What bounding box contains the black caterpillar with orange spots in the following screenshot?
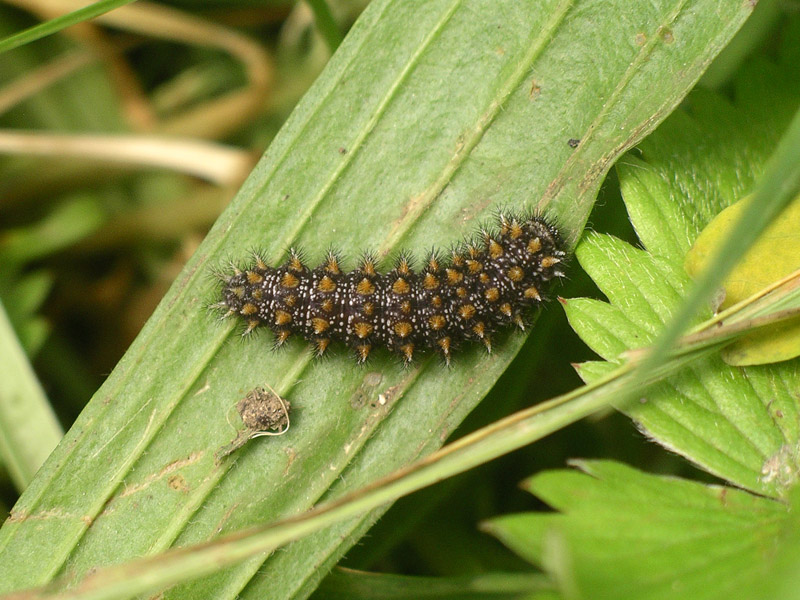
[217,213,565,363]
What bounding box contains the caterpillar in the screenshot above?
[217,213,566,364]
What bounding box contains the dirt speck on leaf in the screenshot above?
[215,387,291,463]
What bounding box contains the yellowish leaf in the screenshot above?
[685,194,800,366]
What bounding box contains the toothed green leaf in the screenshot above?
[485,460,800,600]
[565,46,800,497]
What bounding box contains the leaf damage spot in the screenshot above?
[350,371,383,409]
[283,447,297,476]
[212,503,240,535]
[7,508,93,525]
[659,26,674,44]
[120,451,203,498]
[529,79,541,100]
[168,474,189,493]
[761,443,799,489]
[364,371,382,386]
[371,384,402,410]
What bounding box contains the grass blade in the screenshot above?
[0,300,62,490]
[0,0,137,55]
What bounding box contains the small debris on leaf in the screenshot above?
[215,386,291,463]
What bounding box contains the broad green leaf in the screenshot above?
[565,45,800,496]
[615,91,800,385]
[685,193,800,365]
[567,234,798,495]
[484,460,800,600]
[0,0,755,598]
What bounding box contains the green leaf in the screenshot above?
[306,0,344,54]
[564,47,800,496]
[0,271,53,355]
[568,241,800,496]
[0,300,63,491]
[314,567,555,600]
[0,0,755,597]
[485,460,800,600]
